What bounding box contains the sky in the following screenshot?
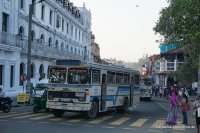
[72,0,169,62]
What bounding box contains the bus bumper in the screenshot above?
[46,101,91,111]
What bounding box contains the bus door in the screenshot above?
[130,76,135,106]
[101,74,107,111]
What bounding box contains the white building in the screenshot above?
[0,0,92,97]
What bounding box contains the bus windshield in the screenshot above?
[49,67,67,83]
[67,68,90,84]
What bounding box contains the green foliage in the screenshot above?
[154,0,200,84]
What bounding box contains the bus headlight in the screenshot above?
[75,92,86,101]
[48,95,54,100]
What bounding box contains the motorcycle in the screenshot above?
[0,97,12,113]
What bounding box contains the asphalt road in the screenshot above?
[0,97,196,133]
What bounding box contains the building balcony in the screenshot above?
[0,32,86,61]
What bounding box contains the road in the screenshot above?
[0,97,196,133]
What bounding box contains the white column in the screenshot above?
[4,62,10,92]
[174,55,177,71]
[198,56,200,95]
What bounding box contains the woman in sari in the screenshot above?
[166,88,178,125]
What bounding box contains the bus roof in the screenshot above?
[51,59,140,75]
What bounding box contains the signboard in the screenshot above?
[17,93,30,103]
[56,59,81,66]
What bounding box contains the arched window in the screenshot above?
[78,49,80,55]
[48,37,52,47]
[47,66,50,77]
[66,44,68,51]
[71,47,73,53]
[39,64,44,81]
[61,42,64,50]
[18,26,24,39]
[19,63,25,86]
[40,34,44,45]
[75,48,77,54]
[55,40,58,49]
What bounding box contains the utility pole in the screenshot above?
[26,0,45,102]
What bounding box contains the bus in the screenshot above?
[42,60,140,118]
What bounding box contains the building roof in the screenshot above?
[161,47,183,54]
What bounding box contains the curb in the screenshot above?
[11,103,33,108]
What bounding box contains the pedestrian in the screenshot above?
[159,86,162,98]
[155,86,158,97]
[179,94,189,125]
[166,88,178,125]
[193,95,200,133]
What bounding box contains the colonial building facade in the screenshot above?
[147,43,184,87]
[0,0,92,97]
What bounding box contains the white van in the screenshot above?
[140,85,152,101]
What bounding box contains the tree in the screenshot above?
[154,0,200,84]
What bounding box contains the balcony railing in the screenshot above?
[0,31,86,61]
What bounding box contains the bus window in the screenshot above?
[49,67,67,83]
[135,76,140,85]
[107,72,115,84]
[124,74,130,85]
[92,70,100,84]
[116,73,123,85]
[67,68,90,84]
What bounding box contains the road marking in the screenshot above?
[151,120,166,128]
[0,112,30,118]
[110,117,130,125]
[58,123,72,126]
[102,126,114,129]
[68,118,83,123]
[153,100,169,111]
[173,121,185,131]
[50,117,63,122]
[88,116,113,124]
[123,128,136,130]
[0,112,16,116]
[30,114,54,120]
[83,124,94,127]
[129,118,148,127]
[14,113,45,119]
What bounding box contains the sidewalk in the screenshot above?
[10,96,32,107]
[152,96,196,125]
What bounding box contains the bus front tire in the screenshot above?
[86,101,98,119]
[33,106,40,113]
[52,109,65,117]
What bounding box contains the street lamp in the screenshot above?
[26,0,45,99]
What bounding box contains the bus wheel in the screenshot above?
[118,98,129,113]
[86,101,98,119]
[52,109,65,117]
[33,106,40,113]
